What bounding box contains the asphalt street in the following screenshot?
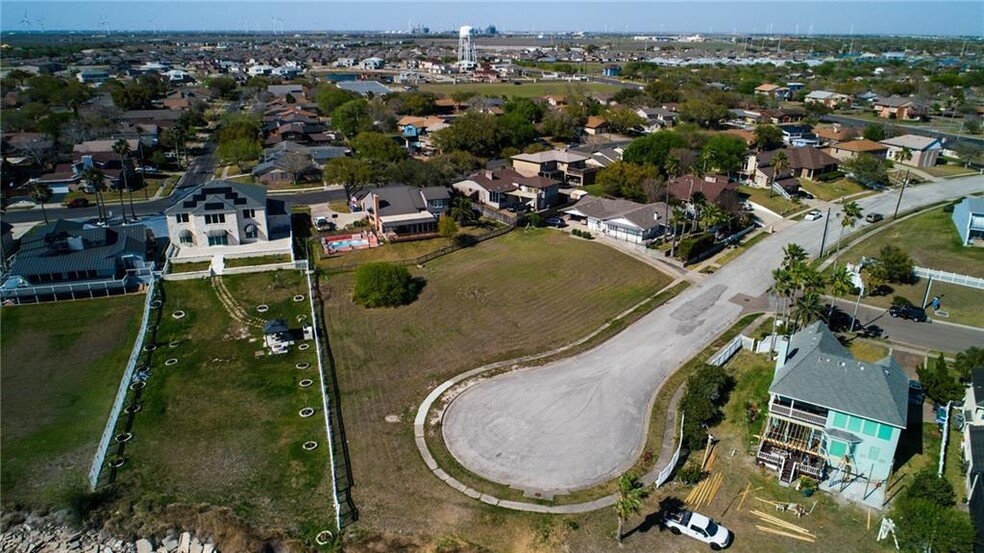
[832,299,984,354]
[441,175,984,495]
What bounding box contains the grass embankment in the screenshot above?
[115,271,332,545]
[324,228,675,549]
[0,295,145,505]
[833,206,984,327]
[798,178,867,202]
[224,253,293,268]
[738,185,801,216]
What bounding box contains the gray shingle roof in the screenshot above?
[336,81,392,96]
[166,180,266,216]
[771,322,909,427]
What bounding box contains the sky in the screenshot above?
[1,1,982,36]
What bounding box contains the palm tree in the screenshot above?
[701,204,730,236]
[833,201,864,268]
[792,290,825,331]
[894,146,913,166]
[28,182,53,224]
[669,205,687,257]
[663,154,681,179]
[769,267,795,349]
[82,167,108,223]
[614,472,649,546]
[447,195,478,225]
[689,191,707,235]
[768,151,789,198]
[112,139,134,223]
[826,266,856,323]
[781,243,808,269]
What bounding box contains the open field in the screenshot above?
[114,271,332,545]
[417,81,623,98]
[799,178,867,202]
[0,295,145,505]
[834,206,984,327]
[325,229,679,550]
[738,186,801,216]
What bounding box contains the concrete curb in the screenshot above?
[413,279,690,513]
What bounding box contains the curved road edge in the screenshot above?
[412,279,692,513]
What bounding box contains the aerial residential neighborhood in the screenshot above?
[1,2,983,552]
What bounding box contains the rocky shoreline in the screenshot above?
[1,512,218,553]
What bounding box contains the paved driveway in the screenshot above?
[441,176,984,495]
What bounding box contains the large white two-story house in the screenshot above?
[164,180,291,251]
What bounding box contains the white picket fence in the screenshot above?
[914,267,984,290]
[88,278,157,489]
[708,335,755,366]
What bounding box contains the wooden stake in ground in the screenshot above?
[701,434,715,470]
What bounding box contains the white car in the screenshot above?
[664,509,733,550]
[804,209,823,221]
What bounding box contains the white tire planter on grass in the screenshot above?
[315,531,333,545]
[164,358,178,367]
[299,379,313,388]
[302,441,318,451]
[293,295,305,302]
[299,407,316,418]
[298,343,310,351]
[172,311,186,320]
[295,362,310,370]
[256,305,269,313]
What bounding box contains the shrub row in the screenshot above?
[571,228,594,240]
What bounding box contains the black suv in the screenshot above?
[889,304,927,322]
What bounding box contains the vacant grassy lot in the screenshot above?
[799,178,867,202]
[325,229,680,550]
[738,185,801,216]
[418,81,622,99]
[835,206,984,327]
[115,271,332,545]
[1,295,144,505]
[923,164,978,179]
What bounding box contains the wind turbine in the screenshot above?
[20,10,32,31]
[99,16,111,35]
[35,18,46,33]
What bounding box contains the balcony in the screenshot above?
[769,401,828,427]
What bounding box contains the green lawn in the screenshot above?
[324,228,674,550]
[923,164,978,179]
[834,206,984,327]
[846,339,891,363]
[417,81,622,99]
[712,230,769,267]
[1,295,145,506]
[114,271,333,545]
[723,350,775,451]
[169,260,212,273]
[224,253,293,268]
[738,185,801,216]
[799,178,867,202]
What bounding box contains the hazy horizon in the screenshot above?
[1,1,982,37]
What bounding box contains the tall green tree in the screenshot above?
[28,182,53,224]
[754,124,784,151]
[82,167,108,223]
[768,151,789,198]
[701,135,747,175]
[834,201,863,267]
[596,162,659,202]
[322,157,375,197]
[614,472,649,547]
[332,99,374,138]
[351,132,406,163]
[623,131,687,168]
[843,153,891,188]
[112,139,135,222]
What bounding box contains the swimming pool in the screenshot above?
[327,238,369,250]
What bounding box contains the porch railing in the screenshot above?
[770,402,828,427]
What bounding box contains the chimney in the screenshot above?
[67,235,84,251]
[485,170,493,180]
[774,336,790,371]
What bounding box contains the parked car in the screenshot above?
[314,216,334,231]
[935,405,948,426]
[909,380,925,405]
[865,213,884,223]
[507,203,530,213]
[664,509,733,550]
[889,304,927,322]
[545,217,566,228]
[804,209,823,221]
[66,197,90,208]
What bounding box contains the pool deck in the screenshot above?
[322,231,378,255]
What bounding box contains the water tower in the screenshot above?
[457,25,477,69]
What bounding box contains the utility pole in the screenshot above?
[893,170,910,219]
[819,207,831,257]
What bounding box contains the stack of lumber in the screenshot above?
[685,473,724,509]
[751,509,816,543]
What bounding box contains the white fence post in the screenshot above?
[914,266,984,290]
[656,413,686,487]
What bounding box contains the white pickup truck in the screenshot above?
[663,509,733,550]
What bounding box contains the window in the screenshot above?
[828,439,847,457]
[207,233,228,246]
[205,214,226,225]
[832,412,848,429]
[244,224,258,239]
[877,424,894,441]
[862,419,878,437]
[179,230,194,245]
[175,213,189,223]
[847,416,862,433]
[242,208,256,219]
